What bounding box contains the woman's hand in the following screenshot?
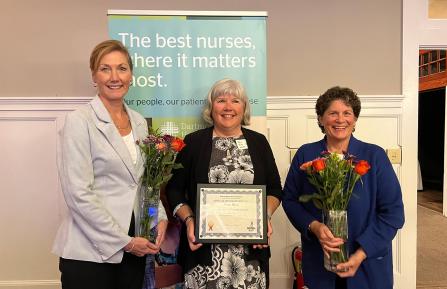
[155,219,168,247]
[309,221,344,257]
[253,219,272,249]
[174,204,202,251]
[186,217,202,251]
[335,248,367,277]
[124,237,160,257]
[253,197,280,250]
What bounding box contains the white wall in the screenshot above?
[0,98,89,288]
[0,95,409,288]
[266,95,408,288]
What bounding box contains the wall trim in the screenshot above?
[0,280,60,286]
[0,95,405,111]
[0,97,93,111]
[267,95,405,103]
[0,94,405,288]
[267,95,404,110]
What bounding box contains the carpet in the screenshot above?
[418,190,443,213]
[417,205,447,288]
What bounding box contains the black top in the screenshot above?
[166,126,282,273]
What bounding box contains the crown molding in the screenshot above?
[0,94,404,111]
[0,96,93,111]
[267,95,404,110]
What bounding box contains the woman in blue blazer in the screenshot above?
[282,86,404,289]
[52,40,168,289]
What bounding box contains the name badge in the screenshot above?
[236,139,248,150]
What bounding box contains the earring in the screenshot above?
[353,126,356,132]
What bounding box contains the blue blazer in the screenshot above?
[52,96,166,263]
[282,136,404,289]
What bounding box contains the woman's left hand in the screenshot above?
[335,248,367,278]
[253,219,272,249]
[155,219,168,247]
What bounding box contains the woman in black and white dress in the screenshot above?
[166,78,282,289]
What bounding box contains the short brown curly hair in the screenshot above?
[316,86,361,133]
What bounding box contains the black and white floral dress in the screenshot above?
[184,136,267,289]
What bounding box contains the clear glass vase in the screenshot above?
[137,186,160,243]
[323,210,349,272]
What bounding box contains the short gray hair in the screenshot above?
[202,78,251,125]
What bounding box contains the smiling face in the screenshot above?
[211,94,245,136]
[92,50,132,104]
[318,99,357,145]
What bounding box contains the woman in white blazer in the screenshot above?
[52,40,168,289]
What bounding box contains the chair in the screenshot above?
[155,264,183,288]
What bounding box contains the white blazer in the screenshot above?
[52,96,166,263]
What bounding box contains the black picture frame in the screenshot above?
[195,183,267,244]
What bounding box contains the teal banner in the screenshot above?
[108,12,267,137]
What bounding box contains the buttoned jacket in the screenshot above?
[53,96,161,263]
[283,136,405,289]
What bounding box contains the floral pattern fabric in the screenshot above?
[184,245,266,289]
[184,136,266,289]
[208,137,254,185]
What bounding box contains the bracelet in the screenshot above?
[183,214,195,224]
[173,203,185,217]
[124,238,135,253]
[308,221,316,233]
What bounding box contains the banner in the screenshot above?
[108,10,267,137]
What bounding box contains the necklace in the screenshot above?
[114,119,130,130]
[112,111,130,130]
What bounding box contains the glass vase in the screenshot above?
[322,210,349,272]
[137,185,160,243]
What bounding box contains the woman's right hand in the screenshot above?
[309,221,344,257]
[186,217,202,251]
[124,237,160,257]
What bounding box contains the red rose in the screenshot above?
[300,161,313,171]
[312,158,326,172]
[355,160,371,176]
[171,137,186,152]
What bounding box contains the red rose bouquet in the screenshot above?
[299,151,370,211]
[137,129,185,191]
[136,128,185,242]
[299,151,370,271]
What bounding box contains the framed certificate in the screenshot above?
[195,183,267,244]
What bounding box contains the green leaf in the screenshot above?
[299,193,323,203]
[312,198,323,209]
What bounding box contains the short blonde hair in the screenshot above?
[202,78,251,125]
[89,40,133,73]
